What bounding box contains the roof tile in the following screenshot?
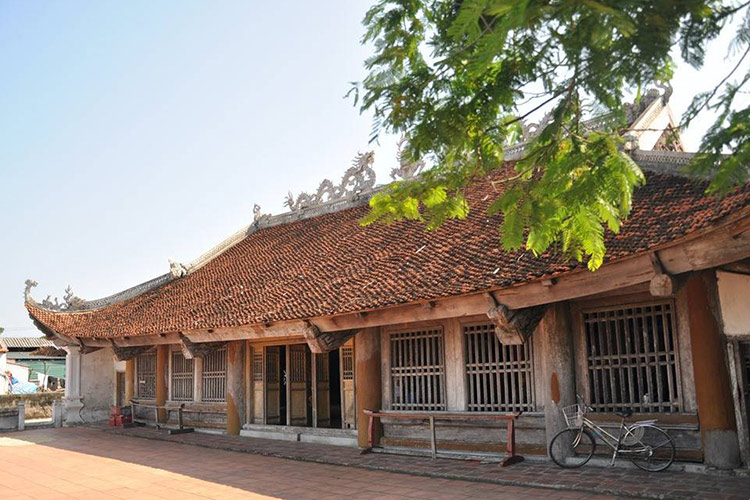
[27,170,750,338]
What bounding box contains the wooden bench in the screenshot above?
[362,409,524,467]
[130,401,194,435]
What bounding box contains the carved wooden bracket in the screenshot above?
[109,340,152,361]
[303,322,356,354]
[179,333,226,360]
[484,293,548,345]
[649,252,676,297]
[74,338,102,355]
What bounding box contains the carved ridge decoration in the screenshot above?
[252,204,271,227]
[109,340,152,361]
[303,322,356,354]
[485,293,548,345]
[179,333,226,360]
[391,138,425,181]
[285,151,376,211]
[24,279,86,311]
[169,260,188,278]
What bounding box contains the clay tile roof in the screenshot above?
[26,169,750,339]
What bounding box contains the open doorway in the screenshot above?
[261,343,353,430]
[327,350,342,428]
[265,345,286,425]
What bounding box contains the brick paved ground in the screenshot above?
[0,427,625,500]
[97,424,750,500]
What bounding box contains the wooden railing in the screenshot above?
[362,409,524,467]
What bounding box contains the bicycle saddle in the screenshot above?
[615,408,634,418]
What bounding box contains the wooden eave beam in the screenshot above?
[109,340,153,361]
[303,321,356,354]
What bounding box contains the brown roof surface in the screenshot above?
[27,170,750,339]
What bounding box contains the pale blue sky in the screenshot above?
[0,1,744,336]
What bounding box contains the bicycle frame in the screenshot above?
[574,416,654,466]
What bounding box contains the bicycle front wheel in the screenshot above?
[549,428,596,468]
[627,425,675,472]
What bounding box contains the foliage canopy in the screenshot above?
[351,0,750,270]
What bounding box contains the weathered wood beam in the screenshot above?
[77,338,103,355]
[649,252,676,297]
[182,321,308,342]
[303,321,356,354]
[658,210,750,275]
[178,333,225,359]
[720,258,750,275]
[109,340,153,361]
[484,293,548,345]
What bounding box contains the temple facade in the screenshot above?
[25,90,750,470]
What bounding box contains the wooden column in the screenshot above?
[155,345,168,423]
[245,341,252,427]
[686,271,741,469]
[355,327,382,448]
[124,359,135,405]
[226,340,246,435]
[539,303,576,456]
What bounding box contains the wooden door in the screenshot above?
[252,347,264,424]
[340,341,356,429]
[315,353,331,427]
[265,346,281,424]
[288,344,310,427]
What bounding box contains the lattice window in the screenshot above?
[252,352,263,382]
[341,346,354,380]
[464,323,535,412]
[201,347,227,402]
[171,351,194,402]
[289,346,307,383]
[316,354,329,382]
[583,301,681,413]
[266,350,279,383]
[136,352,156,399]
[390,328,446,411]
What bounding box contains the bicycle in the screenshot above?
[548,396,675,472]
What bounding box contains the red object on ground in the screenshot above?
[108,416,116,427]
[110,405,123,417]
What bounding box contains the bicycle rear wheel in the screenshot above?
[549,428,596,468]
[627,425,675,472]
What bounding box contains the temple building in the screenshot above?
[25,88,750,470]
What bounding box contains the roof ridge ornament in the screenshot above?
[284,151,376,211]
[24,279,38,302]
[25,280,86,311]
[252,204,271,227]
[391,138,425,181]
[169,260,188,278]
